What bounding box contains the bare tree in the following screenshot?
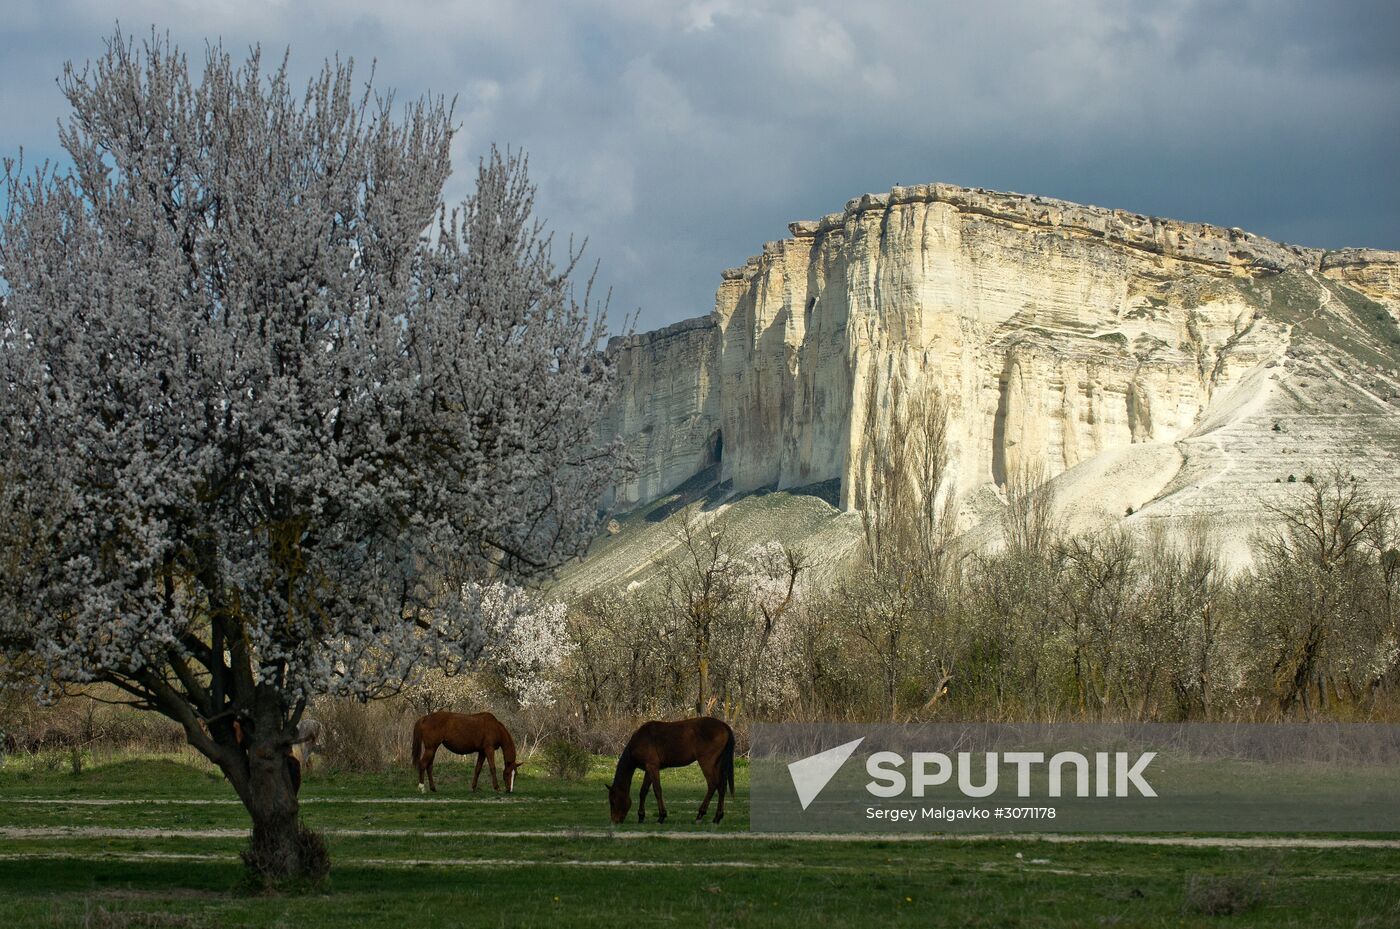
[1145,522,1225,719]
[1252,471,1395,716]
[564,590,673,721]
[842,378,961,719]
[1365,511,1400,701]
[661,506,741,715]
[1055,530,1143,717]
[1003,460,1057,556]
[854,378,958,576]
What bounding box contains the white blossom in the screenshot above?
[474,583,574,708]
[0,32,620,764]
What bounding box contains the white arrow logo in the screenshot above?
[787,737,865,810]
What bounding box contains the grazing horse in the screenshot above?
[608,717,735,825]
[411,711,522,793]
[290,718,322,772]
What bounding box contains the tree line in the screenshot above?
[561,389,1400,725]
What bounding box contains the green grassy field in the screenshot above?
[2,751,1399,928]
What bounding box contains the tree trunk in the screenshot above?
[696,653,709,716]
[233,731,326,884]
[886,652,898,723]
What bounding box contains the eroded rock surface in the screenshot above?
[598,184,1400,567]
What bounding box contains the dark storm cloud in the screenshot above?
[1,1,1395,330]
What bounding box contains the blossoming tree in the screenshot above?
[476,584,574,709]
[0,32,620,880]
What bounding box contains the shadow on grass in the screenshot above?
[1,758,223,794]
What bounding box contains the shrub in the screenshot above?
[1183,874,1265,916]
[537,739,592,781]
[35,750,65,773]
[314,698,418,774]
[568,717,649,757]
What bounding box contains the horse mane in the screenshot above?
[611,749,636,790]
[495,717,518,765]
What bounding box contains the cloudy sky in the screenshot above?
[2,0,1396,331]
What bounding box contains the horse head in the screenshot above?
[504,760,524,793]
[606,782,631,823]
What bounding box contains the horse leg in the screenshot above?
[426,746,439,793]
[696,782,717,822]
[471,752,485,791]
[486,747,500,791]
[637,770,652,823]
[649,766,667,824]
[417,738,434,789]
[696,761,719,822]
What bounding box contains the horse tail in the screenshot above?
[411,719,423,772]
[721,727,736,798]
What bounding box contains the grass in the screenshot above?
[1242,270,1400,370]
[3,752,1400,927]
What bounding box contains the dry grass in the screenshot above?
[1182,873,1267,917]
[312,699,419,774]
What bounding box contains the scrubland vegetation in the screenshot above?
[555,389,1400,732]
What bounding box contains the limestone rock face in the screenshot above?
[601,315,721,509]
[1321,249,1400,309]
[601,184,1400,559]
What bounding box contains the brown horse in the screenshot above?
[607,717,735,824]
[411,711,522,793]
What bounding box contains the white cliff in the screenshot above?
[595,183,1400,572]
[601,315,722,508]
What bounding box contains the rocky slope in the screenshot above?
[579,184,1400,589]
